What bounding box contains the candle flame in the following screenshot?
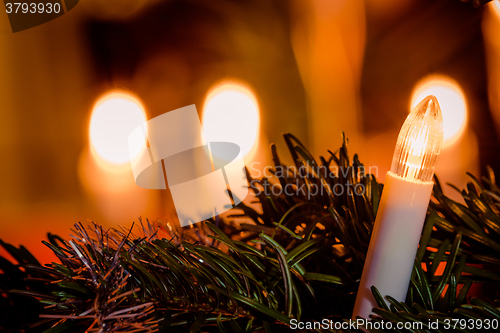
[391,95,443,182]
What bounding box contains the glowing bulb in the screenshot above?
[391,95,443,182]
[411,75,467,147]
[202,81,260,159]
[89,92,147,165]
[353,95,444,319]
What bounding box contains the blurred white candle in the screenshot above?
[483,2,500,143]
[201,80,265,213]
[353,95,443,319]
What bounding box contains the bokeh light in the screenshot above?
[89,91,147,165]
[202,81,260,159]
[494,0,500,16]
[411,75,467,147]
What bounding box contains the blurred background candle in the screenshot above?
[290,0,366,157]
[483,1,500,145]
[78,91,159,225]
[201,81,266,217]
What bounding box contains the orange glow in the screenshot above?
[484,1,500,145]
[77,147,159,225]
[411,75,467,147]
[202,81,260,160]
[89,91,147,166]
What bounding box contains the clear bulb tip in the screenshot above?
[390,95,444,182]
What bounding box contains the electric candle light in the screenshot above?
[353,95,443,319]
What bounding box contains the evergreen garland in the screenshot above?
[1,133,500,333]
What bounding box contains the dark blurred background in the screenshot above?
[1,0,500,262]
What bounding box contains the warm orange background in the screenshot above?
[1,0,500,263]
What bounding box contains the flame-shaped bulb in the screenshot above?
[390,95,443,182]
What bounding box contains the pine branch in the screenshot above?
[2,133,500,332]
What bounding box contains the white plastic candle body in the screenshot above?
[352,171,433,318]
[353,95,443,319]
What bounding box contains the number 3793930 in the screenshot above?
[5,2,61,14]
